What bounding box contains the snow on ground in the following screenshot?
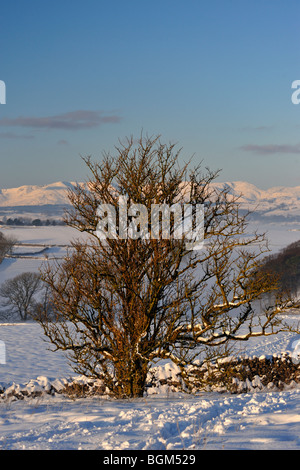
[0,225,76,284]
[0,223,300,450]
[1,386,300,450]
[0,323,299,450]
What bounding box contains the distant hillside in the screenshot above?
[1,180,300,221]
[212,181,300,220]
[0,182,77,207]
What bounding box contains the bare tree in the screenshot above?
[0,272,43,321]
[37,134,299,397]
[0,231,16,263]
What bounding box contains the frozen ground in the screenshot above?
[1,383,300,450]
[0,322,299,450]
[0,223,299,450]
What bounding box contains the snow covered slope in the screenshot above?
[1,180,300,220]
[212,181,300,219]
[0,181,77,207]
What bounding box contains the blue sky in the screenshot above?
[1,0,300,188]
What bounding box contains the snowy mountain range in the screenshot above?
[1,180,300,220]
[212,181,300,220]
[0,181,78,207]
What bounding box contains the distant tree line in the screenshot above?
[0,217,65,226]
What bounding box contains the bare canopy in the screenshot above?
[37,134,299,397]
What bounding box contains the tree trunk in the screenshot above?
[115,357,148,398]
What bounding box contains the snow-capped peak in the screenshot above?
[0,181,80,206]
[1,180,300,219]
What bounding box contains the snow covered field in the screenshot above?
[0,322,300,451]
[0,222,300,451]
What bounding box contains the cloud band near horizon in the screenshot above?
[0,110,122,130]
[240,143,300,155]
